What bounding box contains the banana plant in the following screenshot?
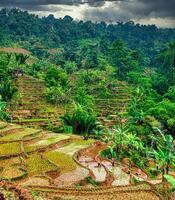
[0,99,9,120]
[151,128,175,180]
[164,174,175,191]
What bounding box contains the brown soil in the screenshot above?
[28,183,163,200]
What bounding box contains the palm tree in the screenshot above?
[0,48,31,72]
[15,53,29,70]
[61,104,97,139]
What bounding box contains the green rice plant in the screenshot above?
[0,121,7,129]
[12,118,51,123]
[44,151,77,173]
[30,191,43,200]
[0,142,22,157]
[25,154,59,176]
[56,141,92,156]
[23,145,39,153]
[73,139,94,146]
[85,176,100,186]
[24,134,70,152]
[0,157,21,167]
[0,128,41,142]
[0,165,27,181]
[0,125,21,135]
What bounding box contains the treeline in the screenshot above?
[0,8,175,58]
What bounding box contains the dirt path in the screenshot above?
[28,183,163,200]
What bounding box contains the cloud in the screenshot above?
[119,0,175,18]
[0,0,174,27]
[82,0,175,27]
[0,0,108,7]
[83,2,133,22]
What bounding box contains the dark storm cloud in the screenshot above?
[83,0,175,26]
[0,0,107,12]
[0,1,121,13]
[0,0,107,7]
[0,0,174,18]
[0,0,73,6]
[0,0,174,27]
[119,0,175,18]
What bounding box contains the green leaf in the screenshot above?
[164,175,175,188]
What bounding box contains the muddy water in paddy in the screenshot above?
[102,161,130,186]
[54,167,89,186]
[77,142,130,186]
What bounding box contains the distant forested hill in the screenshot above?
[0,8,175,59]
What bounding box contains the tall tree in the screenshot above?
[156,42,175,85]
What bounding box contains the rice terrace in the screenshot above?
[0,4,175,200]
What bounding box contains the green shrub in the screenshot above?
[164,85,175,101]
[75,86,94,111]
[44,67,68,88]
[28,60,51,77]
[45,86,70,104]
[63,125,73,134]
[63,61,77,74]
[0,99,10,121]
[0,80,17,102]
[61,105,97,138]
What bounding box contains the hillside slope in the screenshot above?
[9,75,65,128]
[0,121,165,200]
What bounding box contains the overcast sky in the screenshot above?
[0,0,175,28]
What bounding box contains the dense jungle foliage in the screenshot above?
[0,8,175,183]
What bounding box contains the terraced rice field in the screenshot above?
[0,121,165,199]
[0,142,22,157]
[24,133,70,152]
[0,121,95,187]
[0,128,41,142]
[9,75,65,129]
